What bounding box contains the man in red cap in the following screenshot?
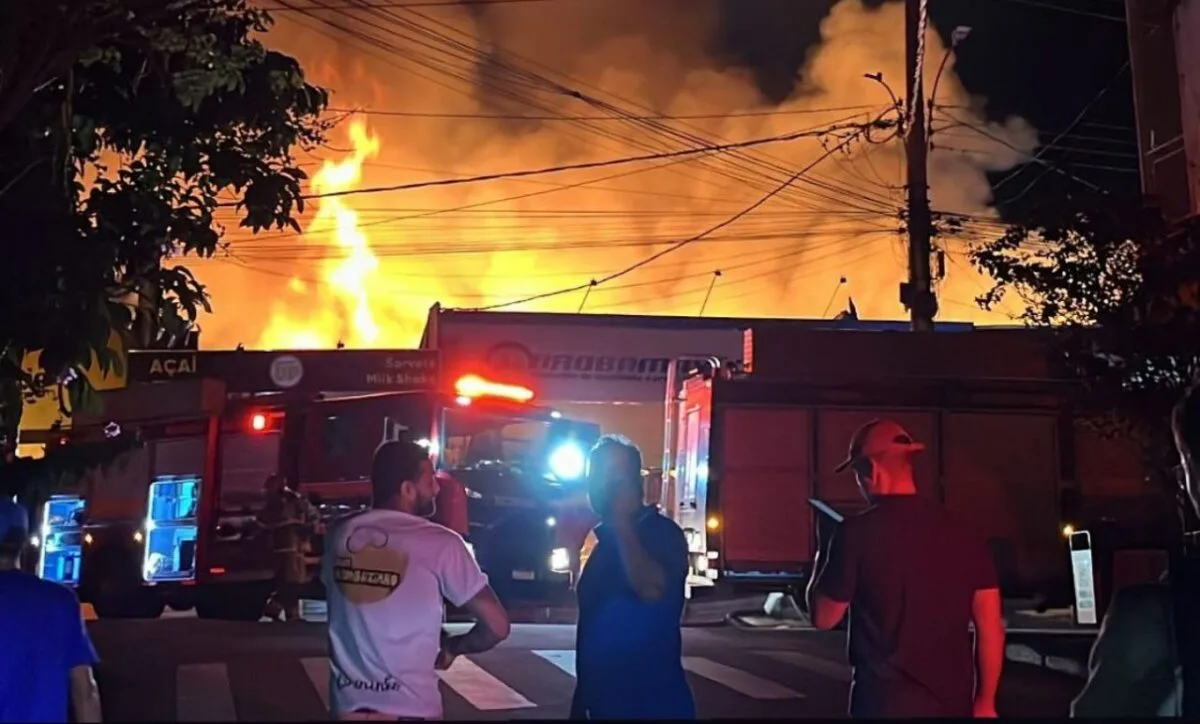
[806,419,1005,719]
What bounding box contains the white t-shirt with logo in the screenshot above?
[321,508,488,719]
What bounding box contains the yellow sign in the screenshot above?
[147,354,197,379]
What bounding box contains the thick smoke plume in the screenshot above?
[197,0,1038,349]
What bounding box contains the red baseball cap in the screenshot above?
[834,419,926,473]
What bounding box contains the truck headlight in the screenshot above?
[548,443,586,481]
[549,547,570,573]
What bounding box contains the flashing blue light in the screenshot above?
[548,443,586,481]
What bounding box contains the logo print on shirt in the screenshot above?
[334,524,409,605]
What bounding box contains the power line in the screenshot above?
[295,0,900,217]
[990,58,1132,195]
[983,0,1125,22]
[216,118,888,207]
[469,120,887,311]
[325,105,878,121]
[935,109,1102,193]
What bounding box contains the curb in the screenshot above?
[1005,643,1088,679]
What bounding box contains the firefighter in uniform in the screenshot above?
[259,473,319,622]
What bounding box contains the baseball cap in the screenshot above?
[833,419,926,473]
[0,496,30,541]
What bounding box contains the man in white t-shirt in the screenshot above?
[322,440,511,720]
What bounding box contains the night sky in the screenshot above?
[718,0,1137,214]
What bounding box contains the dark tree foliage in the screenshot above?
[0,0,329,495]
[0,431,143,509]
[968,191,1200,491]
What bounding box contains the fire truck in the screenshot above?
[40,349,600,619]
[661,326,1165,606]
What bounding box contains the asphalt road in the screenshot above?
[87,617,1086,721]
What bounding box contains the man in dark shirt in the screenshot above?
[806,419,1005,718]
[570,435,695,720]
[1071,380,1200,717]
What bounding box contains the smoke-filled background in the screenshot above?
[196,0,1044,349]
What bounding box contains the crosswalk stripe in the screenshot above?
[176,663,237,722]
[756,649,851,682]
[682,656,805,700]
[300,657,331,713]
[438,657,537,711]
[532,650,577,678]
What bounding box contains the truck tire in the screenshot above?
[93,584,165,619]
[195,585,270,621]
[89,550,165,619]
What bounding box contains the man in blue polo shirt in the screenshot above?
[0,497,102,722]
[570,435,695,720]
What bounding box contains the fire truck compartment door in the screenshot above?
[719,406,813,569]
[942,412,1063,589]
[220,432,282,511]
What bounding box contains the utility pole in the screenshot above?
[902,0,937,331]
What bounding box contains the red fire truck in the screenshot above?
[662,327,1165,606]
[45,349,600,619]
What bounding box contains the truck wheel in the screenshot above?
[195,586,269,621]
[89,554,164,619]
[93,585,165,619]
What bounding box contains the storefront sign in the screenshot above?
[128,350,439,394]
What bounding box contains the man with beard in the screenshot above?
[1071,380,1200,717]
[322,440,510,721]
[571,435,695,720]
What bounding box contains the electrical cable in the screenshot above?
[326,105,879,121]
[467,120,882,311]
[215,118,885,207]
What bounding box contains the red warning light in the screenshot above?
[250,413,267,431]
[454,374,535,403]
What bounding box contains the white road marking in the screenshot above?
[301,656,331,712]
[682,656,805,700]
[438,657,537,711]
[532,649,577,678]
[756,650,851,682]
[176,663,237,722]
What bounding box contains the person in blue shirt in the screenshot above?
[0,497,102,723]
[570,435,696,720]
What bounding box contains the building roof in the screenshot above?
[422,304,978,343]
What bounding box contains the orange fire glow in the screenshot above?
[190,0,1037,351]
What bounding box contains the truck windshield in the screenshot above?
[440,407,598,485]
[442,411,548,475]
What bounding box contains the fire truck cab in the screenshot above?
[43,349,599,619]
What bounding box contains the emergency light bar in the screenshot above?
[454,374,535,403]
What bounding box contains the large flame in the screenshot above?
[193,0,1039,350]
[259,122,385,349]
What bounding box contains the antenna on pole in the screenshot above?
[578,280,596,313]
[821,276,849,318]
[698,271,721,317]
